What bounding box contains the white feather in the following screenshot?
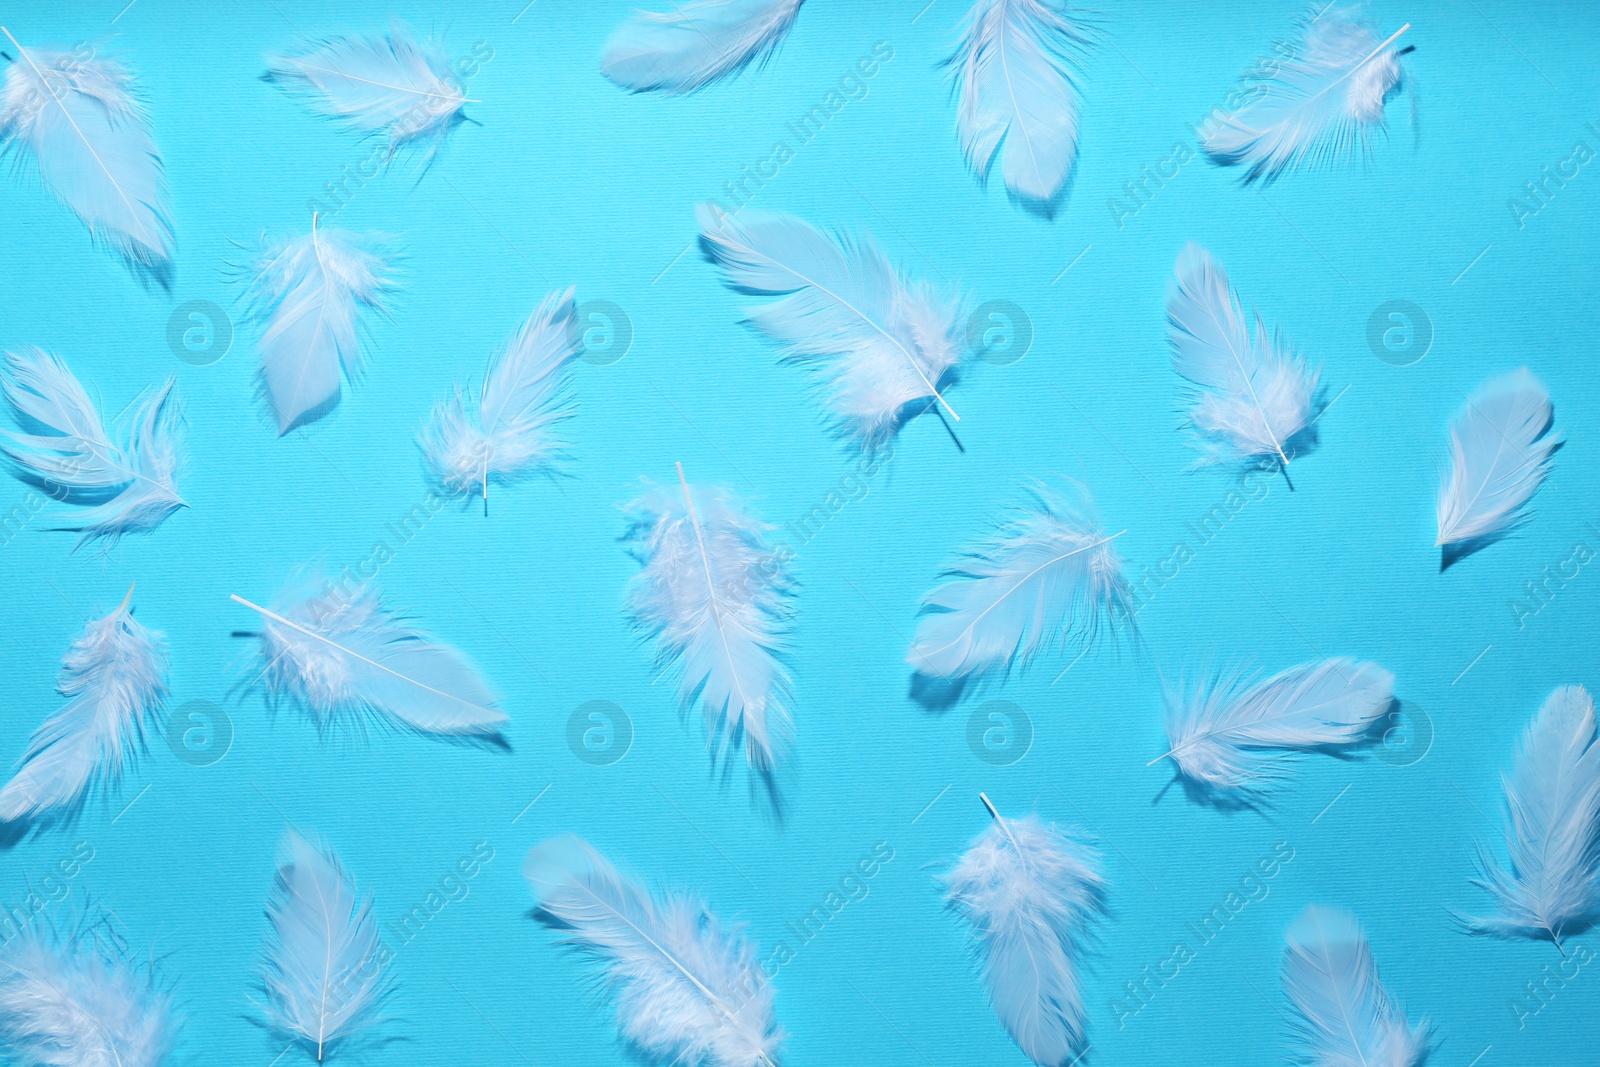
[260,832,390,1062]
[939,797,1103,1066]
[1201,9,1409,183]
[1435,367,1558,552]
[1167,243,1319,475]
[0,348,185,549]
[947,0,1094,206]
[602,0,805,95]
[1282,906,1427,1067]
[524,835,781,1067]
[1156,658,1395,794]
[0,36,173,284]
[242,222,395,435]
[1466,685,1600,948]
[698,204,963,450]
[908,480,1130,682]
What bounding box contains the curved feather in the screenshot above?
[939,799,1103,1065]
[1282,906,1427,1067]
[698,204,962,450]
[1466,685,1600,947]
[625,474,792,773]
[242,223,395,435]
[260,832,390,1061]
[602,0,805,95]
[1202,10,1408,183]
[0,348,185,549]
[946,0,1093,206]
[0,37,173,283]
[1435,368,1558,551]
[908,480,1130,682]
[524,835,781,1067]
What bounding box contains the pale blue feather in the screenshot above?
[1282,906,1427,1067]
[1436,367,1558,551]
[602,0,805,95]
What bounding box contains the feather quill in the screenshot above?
[1435,367,1558,556]
[940,794,1102,1066]
[602,0,805,95]
[422,287,579,503]
[1,348,185,549]
[260,832,390,1062]
[242,219,395,434]
[1465,685,1600,949]
[232,571,504,738]
[1201,10,1409,183]
[1282,906,1427,1067]
[908,480,1130,682]
[1167,243,1319,479]
[1154,658,1395,795]
[0,31,173,284]
[524,835,781,1067]
[946,0,1094,207]
[625,466,792,773]
[698,204,963,449]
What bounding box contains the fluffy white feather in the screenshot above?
[260,832,390,1062]
[1436,367,1558,554]
[1201,10,1409,183]
[908,480,1130,682]
[0,348,185,549]
[0,33,173,284]
[1167,243,1318,477]
[1282,906,1427,1067]
[242,220,395,435]
[946,0,1094,207]
[698,204,963,450]
[422,287,579,502]
[625,467,792,773]
[1156,659,1394,795]
[232,570,505,737]
[939,795,1103,1066]
[1466,685,1600,949]
[524,835,781,1067]
[602,0,805,95]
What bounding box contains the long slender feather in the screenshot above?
[1282,906,1427,1067]
[602,0,805,95]
[1435,367,1558,553]
[524,835,781,1067]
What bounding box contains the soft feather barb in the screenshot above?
[698,204,963,450]
[0,347,185,549]
[940,795,1103,1066]
[524,835,782,1067]
[602,0,805,95]
[1282,906,1427,1067]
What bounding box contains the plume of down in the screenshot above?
[939,794,1103,1066]
[524,835,781,1067]
[0,347,184,549]
[602,0,806,95]
[1282,906,1428,1067]
[698,204,963,451]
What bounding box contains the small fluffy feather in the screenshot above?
[1282,906,1427,1067]
[602,0,805,95]
[1436,367,1558,554]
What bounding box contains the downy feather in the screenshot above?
[939,795,1103,1066]
[233,570,505,738]
[422,287,579,501]
[524,835,781,1067]
[0,35,173,284]
[242,221,395,434]
[908,480,1130,682]
[946,0,1094,207]
[1465,685,1600,947]
[260,832,390,1062]
[625,471,792,773]
[0,586,165,824]
[1167,243,1319,476]
[0,348,185,549]
[602,0,805,95]
[698,204,963,450]
[1282,906,1427,1067]
[1435,367,1558,554]
[1201,9,1409,183]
